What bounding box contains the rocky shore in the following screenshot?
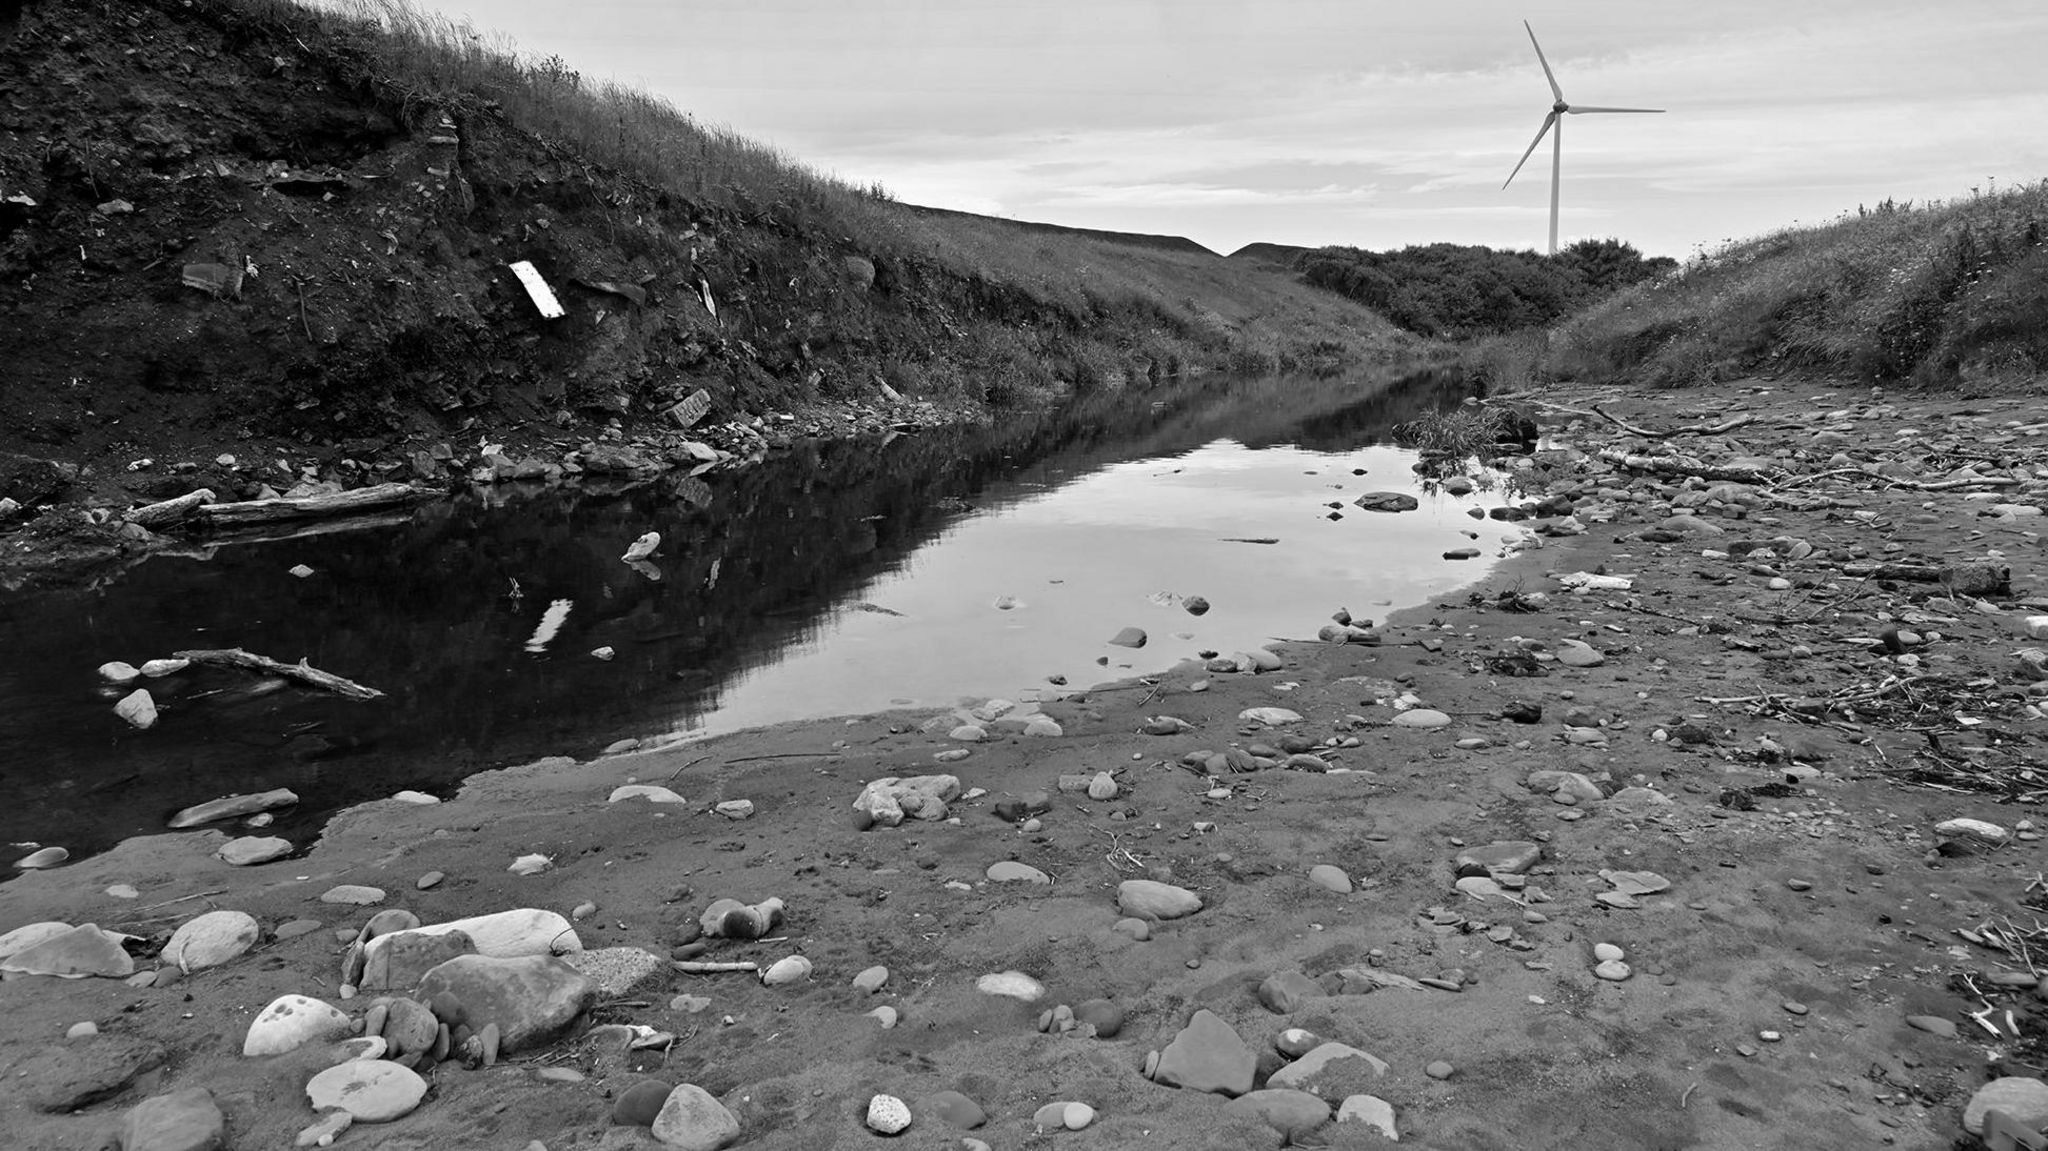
[7,377,2048,1150]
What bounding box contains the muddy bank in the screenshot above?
[7,378,2048,1150]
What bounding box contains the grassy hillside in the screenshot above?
[1549,183,2048,390]
[0,0,1394,483]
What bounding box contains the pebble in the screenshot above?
[760,955,813,986]
[1112,918,1151,941]
[1032,1101,1095,1130]
[244,994,353,1056]
[853,965,890,992]
[67,1021,98,1039]
[295,1109,352,1147]
[1425,1060,1455,1080]
[216,836,292,866]
[1905,1014,1958,1039]
[1785,878,1812,891]
[105,884,140,899]
[986,861,1052,884]
[1593,942,1625,962]
[1117,879,1202,919]
[319,885,386,906]
[1306,864,1353,894]
[868,1005,898,1028]
[415,871,444,890]
[926,1089,986,1128]
[865,1094,912,1135]
[650,1084,740,1148]
[1593,960,1632,982]
[164,909,260,973]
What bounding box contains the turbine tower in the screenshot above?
[1503,21,1662,255]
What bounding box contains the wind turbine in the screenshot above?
[1503,21,1663,255]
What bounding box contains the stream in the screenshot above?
[0,368,1513,864]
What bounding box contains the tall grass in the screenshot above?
[194,0,1392,385]
[1550,181,2048,390]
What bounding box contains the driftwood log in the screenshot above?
[1595,449,1777,484]
[126,488,216,527]
[192,482,424,527]
[170,647,385,700]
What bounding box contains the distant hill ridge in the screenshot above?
[900,202,1217,257]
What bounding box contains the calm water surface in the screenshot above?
[0,369,1508,861]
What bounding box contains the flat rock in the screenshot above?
[0,921,73,960]
[216,836,292,866]
[609,785,687,804]
[1118,879,1202,920]
[650,1084,740,1150]
[563,946,668,996]
[1391,708,1451,728]
[986,861,1052,884]
[243,994,352,1056]
[163,910,259,973]
[1556,639,1605,667]
[120,1087,224,1151]
[1108,626,1148,648]
[1906,1014,1958,1039]
[416,954,598,1054]
[1223,1089,1330,1141]
[1454,841,1541,875]
[26,1034,169,1111]
[1258,970,1327,1014]
[0,922,134,979]
[1267,1042,1389,1092]
[1599,869,1671,896]
[1965,1076,2048,1135]
[975,970,1045,1001]
[168,788,298,828]
[320,885,387,906]
[1239,707,1303,725]
[1152,1009,1255,1096]
[1354,491,1419,512]
[305,1060,426,1122]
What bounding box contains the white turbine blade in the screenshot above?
[1524,21,1564,103]
[1567,105,1665,114]
[1503,112,1558,189]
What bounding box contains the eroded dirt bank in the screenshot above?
[7,378,2048,1151]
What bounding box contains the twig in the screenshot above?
[1680,1082,1697,1109]
[129,889,227,914]
[721,752,841,765]
[665,754,710,785]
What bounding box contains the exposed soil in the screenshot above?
[6,378,2048,1150]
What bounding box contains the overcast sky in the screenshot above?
[408,0,2048,258]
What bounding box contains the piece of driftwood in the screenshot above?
[126,488,216,527]
[1503,398,1754,439]
[1596,449,1776,484]
[674,960,759,974]
[193,482,424,527]
[170,647,384,700]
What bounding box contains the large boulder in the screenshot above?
[361,907,579,976]
[415,954,597,1054]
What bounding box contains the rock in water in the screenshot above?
[243,994,352,1056]
[1152,1010,1256,1096]
[0,923,134,979]
[1108,626,1148,648]
[14,845,67,869]
[1222,1090,1331,1141]
[305,1060,427,1122]
[650,1084,741,1150]
[114,689,158,729]
[1354,492,1419,512]
[609,784,687,804]
[168,788,299,828]
[415,954,597,1054]
[164,911,260,974]
[622,531,661,562]
[120,1087,224,1151]
[99,661,142,684]
[1117,879,1202,920]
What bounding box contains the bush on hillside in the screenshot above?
[1297,239,1675,339]
[1551,182,2048,389]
